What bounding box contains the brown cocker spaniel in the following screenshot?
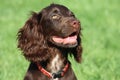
[17,4,82,80]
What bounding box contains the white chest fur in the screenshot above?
[50,54,63,73]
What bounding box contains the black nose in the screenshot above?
[70,20,80,28]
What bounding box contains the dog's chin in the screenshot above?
[51,42,78,48]
[50,35,78,48]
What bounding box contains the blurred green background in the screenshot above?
[0,0,120,80]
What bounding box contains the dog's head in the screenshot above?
[40,4,81,48]
[18,4,82,62]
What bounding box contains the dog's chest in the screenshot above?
[51,78,59,80]
[50,54,63,73]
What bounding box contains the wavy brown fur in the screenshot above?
[17,4,82,80]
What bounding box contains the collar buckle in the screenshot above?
[52,70,63,79]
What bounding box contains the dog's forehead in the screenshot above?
[45,4,71,13]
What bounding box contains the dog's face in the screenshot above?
[18,4,82,62]
[40,4,81,48]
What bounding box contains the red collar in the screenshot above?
[37,62,69,79]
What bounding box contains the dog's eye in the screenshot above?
[52,15,60,19]
[70,13,75,17]
[69,12,75,17]
[71,14,75,17]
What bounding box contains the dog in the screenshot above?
[17,4,82,80]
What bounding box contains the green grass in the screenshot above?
[0,0,120,80]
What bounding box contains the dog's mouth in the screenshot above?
[52,32,78,46]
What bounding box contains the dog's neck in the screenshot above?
[35,47,71,79]
[50,54,62,73]
[40,47,69,73]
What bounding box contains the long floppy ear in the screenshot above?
[71,35,82,63]
[17,12,49,62]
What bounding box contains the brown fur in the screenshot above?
[17,4,82,80]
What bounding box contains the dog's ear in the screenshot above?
[17,11,49,62]
[71,35,82,63]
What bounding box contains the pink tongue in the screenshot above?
[52,36,77,44]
